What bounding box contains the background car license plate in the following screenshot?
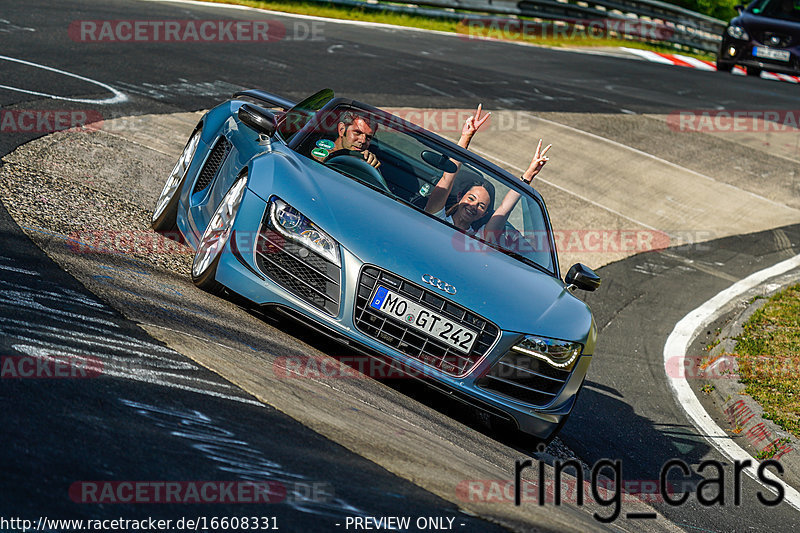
[753,46,790,62]
[370,286,478,354]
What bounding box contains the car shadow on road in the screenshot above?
[568,382,711,494]
[250,304,712,482]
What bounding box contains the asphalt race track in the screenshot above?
[2,1,800,532]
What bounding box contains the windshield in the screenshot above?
[292,104,557,275]
[277,88,334,143]
[749,0,800,21]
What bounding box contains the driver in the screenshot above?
[313,111,381,169]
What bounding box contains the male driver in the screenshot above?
[327,111,381,169]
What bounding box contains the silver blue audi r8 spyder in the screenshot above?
[151,88,601,442]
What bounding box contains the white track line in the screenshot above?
[150,0,800,89]
[141,0,468,38]
[469,146,662,232]
[663,253,800,511]
[518,111,800,213]
[0,55,127,104]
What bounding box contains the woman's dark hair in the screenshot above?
[445,179,496,230]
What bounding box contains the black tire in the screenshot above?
[191,248,225,296]
[539,376,587,446]
[715,61,733,73]
[747,67,762,77]
[150,173,185,241]
[152,128,201,241]
[539,409,572,446]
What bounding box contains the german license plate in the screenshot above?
[753,46,790,62]
[369,286,478,354]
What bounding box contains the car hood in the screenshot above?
[737,12,800,35]
[247,148,594,343]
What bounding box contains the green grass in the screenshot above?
[756,438,791,459]
[733,284,800,438]
[196,0,715,60]
[199,0,462,31]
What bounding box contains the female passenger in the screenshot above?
[424,105,551,238]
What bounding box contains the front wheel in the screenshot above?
[151,129,202,237]
[191,172,249,295]
[191,245,224,295]
[715,60,733,73]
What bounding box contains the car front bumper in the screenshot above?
[718,36,800,75]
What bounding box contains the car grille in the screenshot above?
[254,214,341,316]
[745,38,799,70]
[757,31,793,48]
[193,136,232,194]
[354,266,499,377]
[476,351,570,407]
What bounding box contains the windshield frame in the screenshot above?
[747,0,800,20]
[276,88,335,144]
[284,96,562,278]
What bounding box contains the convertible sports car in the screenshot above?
[151,89,600,441]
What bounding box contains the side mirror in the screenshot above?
[565,263,601,292]
[238,104,276,137]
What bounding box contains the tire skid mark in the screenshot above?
[120,398,368,518]
[0,254,257,405]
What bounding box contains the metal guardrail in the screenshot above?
[306,0,728,54]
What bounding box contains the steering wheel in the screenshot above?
[324,149,391,194]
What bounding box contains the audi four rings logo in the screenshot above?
[422,274,457,294]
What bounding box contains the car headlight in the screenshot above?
[511,336,583,370]
[268,198,340,266]
[727,25,749,40]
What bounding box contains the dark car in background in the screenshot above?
[717,0,800,76]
